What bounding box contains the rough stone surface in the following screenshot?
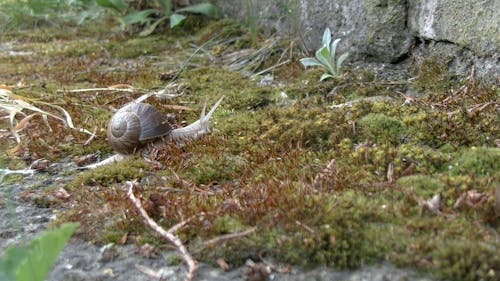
[209,0,500,80]
[211,0,414,62]
[408,0,500,56]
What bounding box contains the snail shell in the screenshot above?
[106,103,172,154]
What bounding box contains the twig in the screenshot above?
[83,126,97,146]
[134,264,161,280]
[295,220,315,234]
[467,101,498,113]
[203,227,257,248]
[251,59,291,78]
[60,87,144,93]
[126,181,197,281]
[168,212,207,234]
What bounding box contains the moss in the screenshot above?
[270,191,387,269]
[67,158,149,190]
[412,58,453,95]
[432,241,499,281]
[359,113,406,145]
[212,215,247,234]
[180,67,272,110]
[397,175,445,198]
[102,35,175,59]
[449,147,500,178]
[185,153,248,185]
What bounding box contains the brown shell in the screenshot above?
[106,103,172,154]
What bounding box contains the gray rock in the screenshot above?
[208,0,499,80]
[408,0,500,56]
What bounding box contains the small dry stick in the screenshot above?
[295,220,315,234]
[126,181,197,281]
[134,264,162,280]
[168,212,208,234]
[61,87,141,93]
[203,227,257,248]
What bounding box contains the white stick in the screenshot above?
[80,154,127,169]
[126,181,197,281]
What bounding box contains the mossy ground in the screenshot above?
[1,19,499,281]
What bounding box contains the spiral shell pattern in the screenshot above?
[106,103,172,154]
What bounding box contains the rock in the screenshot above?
[211,0,413,62]
[408,0,500,82]
[408,0,500,57]
[207,0,499,81]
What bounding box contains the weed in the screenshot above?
[300,28,349,80]
[0,223,78,281]
[96,0,219,36]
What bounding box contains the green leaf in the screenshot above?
[336,52,349,73]
[170,13,186,28]
[0,223,78,281]
[95,0,128,12]
[122,9,156,25]
[175,3,218,18]
[315,46,335,75]
[0,246,27,280]
[320,73,335,81]
[139,16,169,36]
[322,28,331,50]
[330,38,341,63]
[300,57,324,68]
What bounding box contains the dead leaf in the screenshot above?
[313,159,336,189]
[386,162,394,183]
[137,243,157,259]
[54,187,70,200]
[453,190,488,210]
[159,70,176,81]
[119,233,128,245]
[14,113,39,131]
[216,258,230,271]
[101,268,114,277]
[244,259,271,281]
[30,158,50,171]
[74,152,101,167]
[419,193,441,215]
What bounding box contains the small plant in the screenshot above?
[0,0,87,31]
[96,0,218,36]
[0,223,78,281]
[300,28,349,81]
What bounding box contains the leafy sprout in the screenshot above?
[300,28,349,81]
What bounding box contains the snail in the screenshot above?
[83,96,224,169]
